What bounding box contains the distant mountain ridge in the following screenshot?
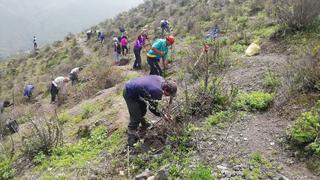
[0,0,143,59]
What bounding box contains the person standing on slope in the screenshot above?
[33,36,37,50]
[99,32,105,44]
[50,76,69,103]
[121,36,129,56]
[123,75,177,147]
[113,38,122,64]
[132,31,147,70]
[160,19,170,37]
[147,36,175,76]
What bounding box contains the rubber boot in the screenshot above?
[140,119,151,132]
[127,129,138,147]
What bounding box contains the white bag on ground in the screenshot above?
[245,43,261,56]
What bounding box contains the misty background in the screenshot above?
[0,0,143,59]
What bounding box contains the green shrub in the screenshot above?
[308,142,320,156]
[0,159,15,180]
[36,126,124,169]
[234,91,274,111]
[289,111,319,145]
[186,165,215,180]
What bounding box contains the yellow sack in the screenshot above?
[245,43,261,56]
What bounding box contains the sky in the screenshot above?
[0,0,143,58]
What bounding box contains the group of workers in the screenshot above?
[16,67,83,105]
[3,20,220,152]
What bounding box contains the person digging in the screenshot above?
[123,75,177,149]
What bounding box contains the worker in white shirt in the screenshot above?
[69,67,83,85]
[51,76,70,103]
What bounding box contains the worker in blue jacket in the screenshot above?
[123,75,177,147]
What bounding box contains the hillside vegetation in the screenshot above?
[0,0,320,179]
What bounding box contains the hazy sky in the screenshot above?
[0,0,143,58]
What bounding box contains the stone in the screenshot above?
[135,169,152,180]
[279,175,289,180]
[147,176,155,180]
[155,166,169,180]
[221,169,232,178]
[119,171,125,176]
[233,164,245,171]
[217,165,228,170]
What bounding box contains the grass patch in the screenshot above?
[186,164,215,180]
[206,111,235,127]
[34,126,124,170]
[73,103,98,123]
[263,71,281,92]
[57,112,72,124]
[243,152,273,180]
[124,73,142,81]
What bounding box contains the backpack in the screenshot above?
[121,37,128,46]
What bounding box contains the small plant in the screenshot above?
[263,71,281,91]
[32,151,46,165]
[186,164,215,180]
[206,111,234,127]
[58,112,72,124]
[243,152,273,180]
[233,91,274,111]
[0,158,15,180]
[79,103,95,120]
[308,142,320,156]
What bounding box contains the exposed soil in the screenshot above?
[194,52,319,179]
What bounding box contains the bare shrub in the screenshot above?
[69,46,84,61]
[272,0,320,30]
[282,54,320,97]
[22,114,63,157]
[88,60,124,90]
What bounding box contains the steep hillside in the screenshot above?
[0,0,320,179]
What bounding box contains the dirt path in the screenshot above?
[77,36,92,57]
[194,53,319,179]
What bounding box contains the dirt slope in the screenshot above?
[194,52,319,179]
